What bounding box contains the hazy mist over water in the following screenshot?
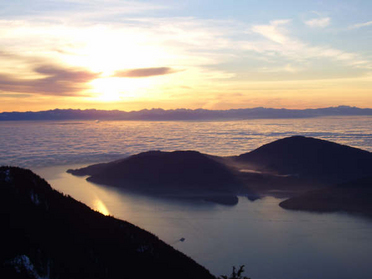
[1,116,371,168]
[2,116,372,279]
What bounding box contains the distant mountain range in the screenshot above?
[1,106,371,121]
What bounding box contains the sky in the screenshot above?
[0,0,372,112]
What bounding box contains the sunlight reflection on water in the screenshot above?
[94,199,110,216]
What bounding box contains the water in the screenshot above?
[1,116,372,279]
[35,165,372,279]
[1,116,371,168]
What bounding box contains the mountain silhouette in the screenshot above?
[68,151,242,205]
[236,136,372,185]
[0,166,215,279]
[1,106,371,121]
[68,136,372,211]
[279,176,372,217]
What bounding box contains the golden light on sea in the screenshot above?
[94,199,110,216]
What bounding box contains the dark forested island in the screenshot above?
[0,106,371,121]
[235,136,372,185]
[279,176,372,217]
[68,136,372,217]
[0,166,215,279]
[68,150,244,205]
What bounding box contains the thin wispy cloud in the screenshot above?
[248,19,370,70]
[304,17,330,28]
[251,19,292,44]
[258,64,303,74]
[348,20,372,29]
[113,67,181,78]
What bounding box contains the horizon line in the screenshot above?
[1,105,372,114]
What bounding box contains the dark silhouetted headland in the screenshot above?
[68,150,243,205]
[1,106,371,121]
[68,136,372,213]
[0,166,215,279]
[279,176,372,217]
[236,136,372,185]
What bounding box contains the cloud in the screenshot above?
[258,64,303,74]
[0,64,99,96]
[349,20,372,30]
[249,19,371,70]
[251,19,291,44]
[113,67,181,78]
[304,17,330,28]
[0,3,371,105]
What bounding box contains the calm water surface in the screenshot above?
[35,165,372,279]
[1,117,372,279]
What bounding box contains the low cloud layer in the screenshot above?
[113,67,181,78]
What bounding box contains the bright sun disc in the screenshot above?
[90,77,158,102]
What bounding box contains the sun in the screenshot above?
[90,76,160,102]
[91,78,123,102]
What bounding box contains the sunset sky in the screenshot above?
[1,0,372,112]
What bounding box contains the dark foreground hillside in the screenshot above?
[0,166,215,279]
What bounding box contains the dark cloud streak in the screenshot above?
[0,65,99,96]
[114,67,181,78]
